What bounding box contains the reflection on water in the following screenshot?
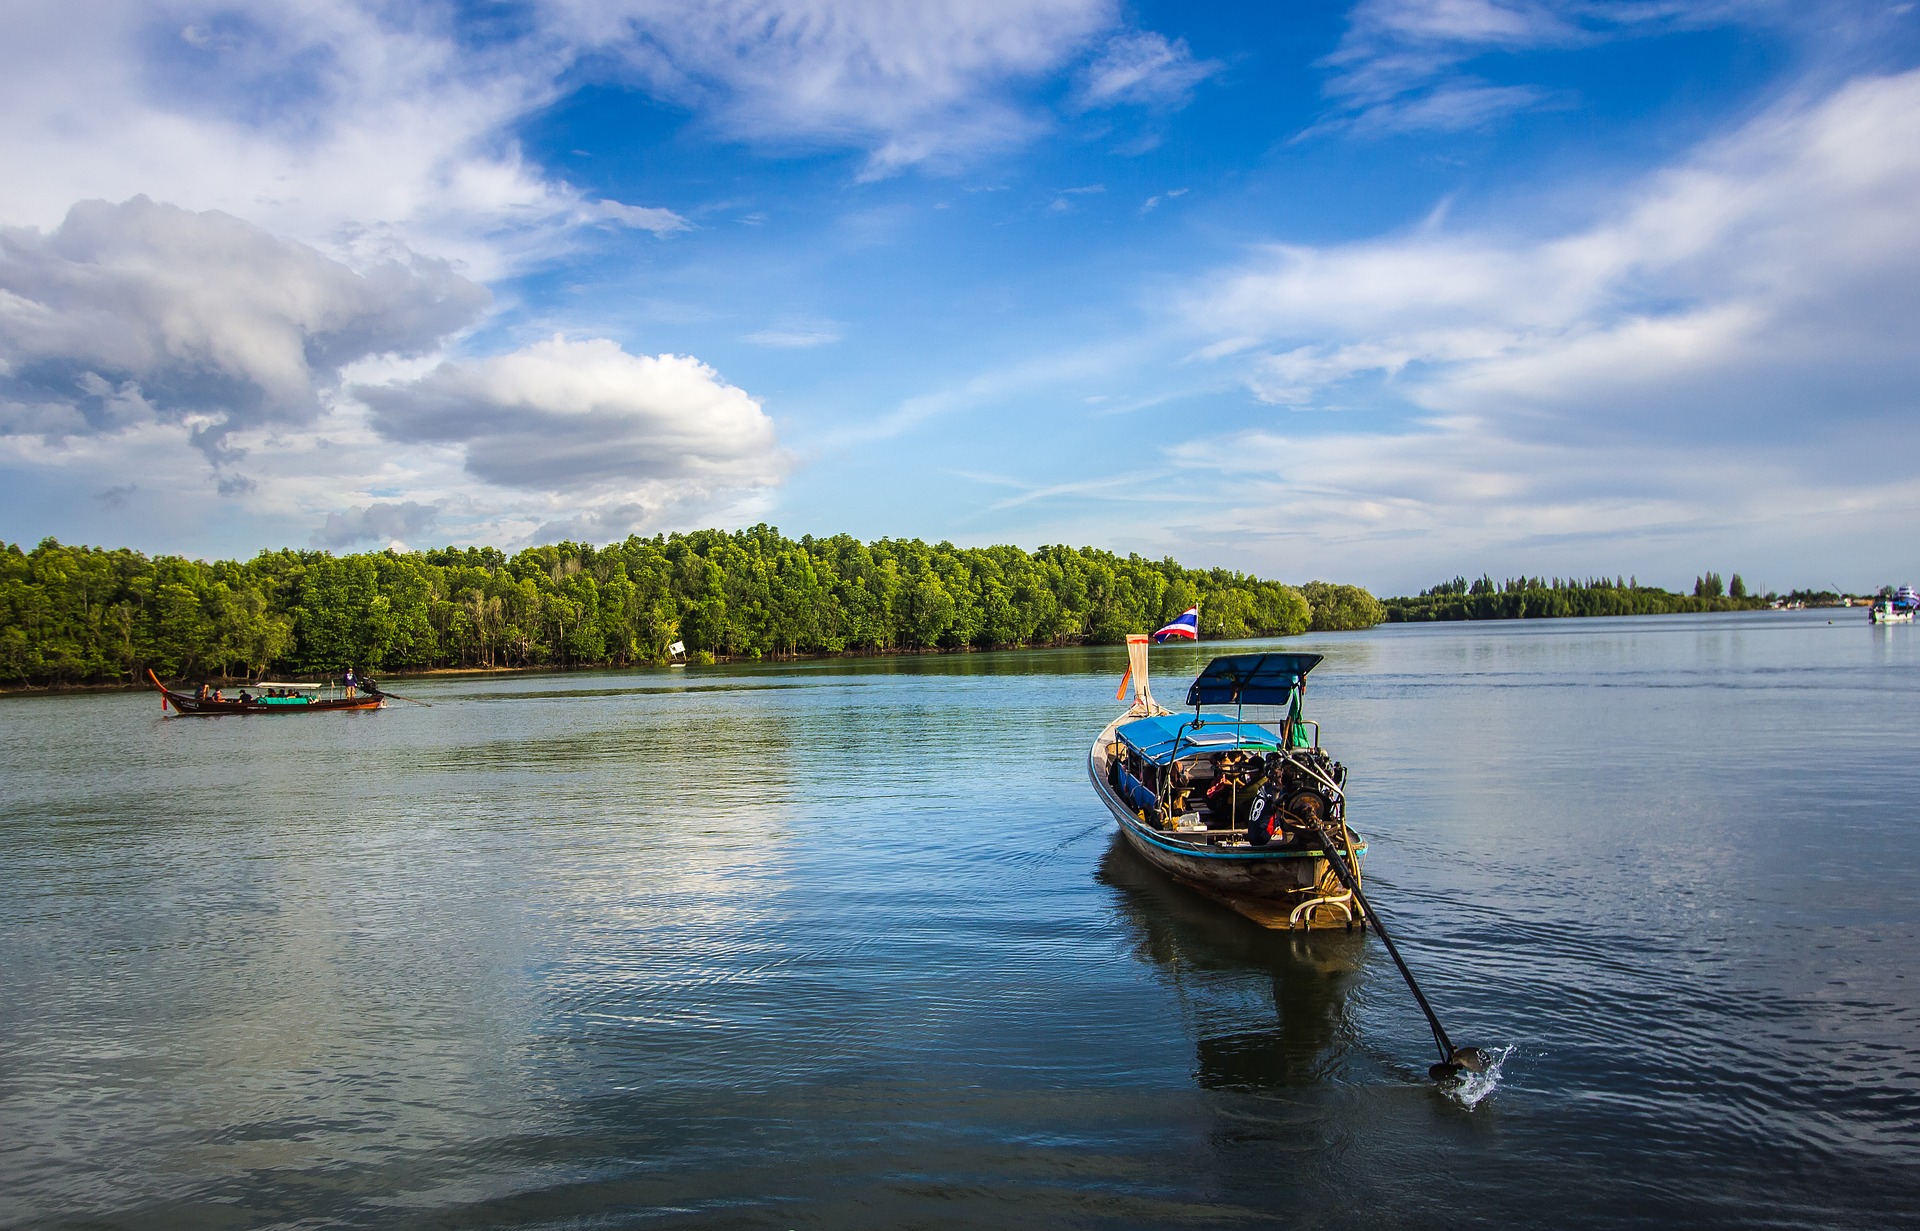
[1100,838,1365,1092]
[4,612,1920,1228]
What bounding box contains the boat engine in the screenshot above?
[1246,751,1346,847]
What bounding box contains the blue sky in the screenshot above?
[2,0,1917,594]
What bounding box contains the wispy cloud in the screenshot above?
[568,0,1121,177]
[1141,186,1189,212]
[593,200,692,236]
[1307,0,1767,136]
[1049,182,1106,211]
[1075,31,1221,110]
[744,326,843,348]
[958,467,1173,512]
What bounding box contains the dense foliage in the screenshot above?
[1384,574,1773,622]
[0,529,1383,686]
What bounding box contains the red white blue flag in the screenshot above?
[1152,606,1199,642]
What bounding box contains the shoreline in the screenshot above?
[0,605,1853,695]
[0,639,1097,696]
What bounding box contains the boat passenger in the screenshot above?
[239,690,253,705]
[1204,752,1268,823]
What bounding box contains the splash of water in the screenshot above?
[1444,1045,1513,1109]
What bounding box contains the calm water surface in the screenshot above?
[3,611,1918,1228]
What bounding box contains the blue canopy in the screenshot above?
[1115,714,1282,765]
[1184,652,1324,708]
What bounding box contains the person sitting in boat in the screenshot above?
[238,689,254,704]
[1204,752,1271,823]
[196,683,210,701]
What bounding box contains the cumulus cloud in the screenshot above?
[312,500,439,548]
[356,334,786,502]
[1202,70,1920,440]
[1173,68,1920,582]
[0,196,488,465]
[0,1,702,277]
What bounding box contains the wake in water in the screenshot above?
[1443,1045,1514,1109]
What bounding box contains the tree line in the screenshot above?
[1384,573,1774,622]
[0,529,1386,686]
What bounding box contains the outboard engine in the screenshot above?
[1246,751,1345,847]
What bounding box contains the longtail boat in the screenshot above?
[1089,637,1364,929]
[1091,638,1495,1083]
[146,670,384,715]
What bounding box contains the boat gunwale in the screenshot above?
[1089,718,1353,863]
[147,676,384,715]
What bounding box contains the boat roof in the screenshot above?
[1115,714,1282,765]
[1185,652,1323,708]
[257,681,325,689]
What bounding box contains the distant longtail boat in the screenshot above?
[146,670,384,715]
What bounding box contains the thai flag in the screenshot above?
[1153,606,1200,642]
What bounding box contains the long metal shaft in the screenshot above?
[1307,819,1457,1064]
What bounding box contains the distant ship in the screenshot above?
[1869,585,1918,624]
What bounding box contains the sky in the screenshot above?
[3,0,1918,595]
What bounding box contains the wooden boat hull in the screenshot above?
[1089,718,1362,930]
[148,671,383,715]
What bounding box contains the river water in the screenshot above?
[3,610,1917,1228]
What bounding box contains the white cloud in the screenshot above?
[0,196,487,465]
[1334,80,1551,135]
[356,334,786,504]
[0,202,785,547]
[553,0,1122,176]
[0,0,698,278]
[1141,186,1189,212]
[744,327,843,348]
[313,500,439,549]
[0,0,1203,270]
[593,200,693,236]
[1176,69,1920,585]
[1311,0,1769,135]
[1152,413,1920,590]
[1202,70,1920,433]
[1076,31,1220,110]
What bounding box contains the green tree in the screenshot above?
[1300,581,1387,631]
[0,529,1366,685]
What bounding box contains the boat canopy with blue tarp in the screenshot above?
[1114,714,1283,765]
[1184,652,1324,708]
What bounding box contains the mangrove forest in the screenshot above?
[0,529,1386,687]
[1384,573,1773,622]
